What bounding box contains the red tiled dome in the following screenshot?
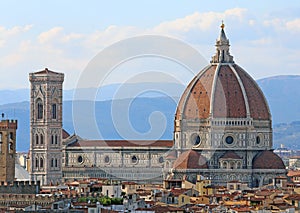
[175,64,270,121]
[175,25,270,122]
[173,150,208,169]
[252,151,285,169]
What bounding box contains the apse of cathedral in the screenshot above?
[29,23,286,187]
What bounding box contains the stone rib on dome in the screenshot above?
[252,151,285,170]
[173,150,208,170]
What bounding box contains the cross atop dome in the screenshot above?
[211,21,234,64]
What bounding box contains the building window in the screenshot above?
[55,159,58,167]
[131,156,138,164]
[104,156,110,163]
[40,134,44,144]
[40,158,44,168]
[256,136,261,144]
[78,155,83,164]
[37,99,43,119]
[51,158,54,167]
[36,134,39,145]
[0,132,2,142]
[35,158,38,169]
[55,135,58,144]
[52,104,57,119]
[158,156,164,163]
[51,135,54,144]
[225,136,234,144]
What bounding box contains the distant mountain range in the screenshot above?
[1,75,300,151]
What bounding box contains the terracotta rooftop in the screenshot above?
[173,150,208,170]
[175,62,270,121]
[252,151,285,170]
[67,139,173,148]
[62,129,70,139]
[34,68,61,75]
[287,170,300,177]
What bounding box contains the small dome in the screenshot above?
[173,150,208,169]
[252,151,285,169]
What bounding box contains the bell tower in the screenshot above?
[29,68,64,185]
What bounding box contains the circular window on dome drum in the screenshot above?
[225,136,234,144]
[77,155,84,164]
[104,156,110,164]
[191,134,201,146]
[131,156,138,164]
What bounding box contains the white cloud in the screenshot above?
[0,8,300,89]
[152,8,248,35]
[38,27,63,44]
[286,18,300,33]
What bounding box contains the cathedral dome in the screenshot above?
[173,150,208,169]
[252,151,285,170]
[175,25,270,121]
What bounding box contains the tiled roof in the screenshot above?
[173,150,208,170]
[62,129,70,139]
[175,64,271,121]
[67,139,173,148]
[252,151,285,169]
[220,151,242,159]
[34,68,60,75]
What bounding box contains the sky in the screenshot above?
[0,0,300,89]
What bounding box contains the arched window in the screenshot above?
[36,134,39,145]
[51,158,54,167]
[40,158,44,168]
[55,135,58,144]
[52,104,57,119]
[40,134,44,144]
[55,159,58,167]
[51,135,54,144]
[35,158,39,169]
[37,99,43,119]
[230,162,235,169]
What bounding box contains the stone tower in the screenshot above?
[29,68,64,185]
[0,119,17,182]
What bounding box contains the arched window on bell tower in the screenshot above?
[52,103,57,119]
[40,158,44,168]
[40,134,44,145]
[36,98,43,119]
[35,134,39,145]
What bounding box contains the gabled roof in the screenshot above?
[65,138,173,148]
[220,151,242,160]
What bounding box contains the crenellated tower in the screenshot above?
[0,119,17,182]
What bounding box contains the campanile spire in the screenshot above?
[211,22,234,63]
